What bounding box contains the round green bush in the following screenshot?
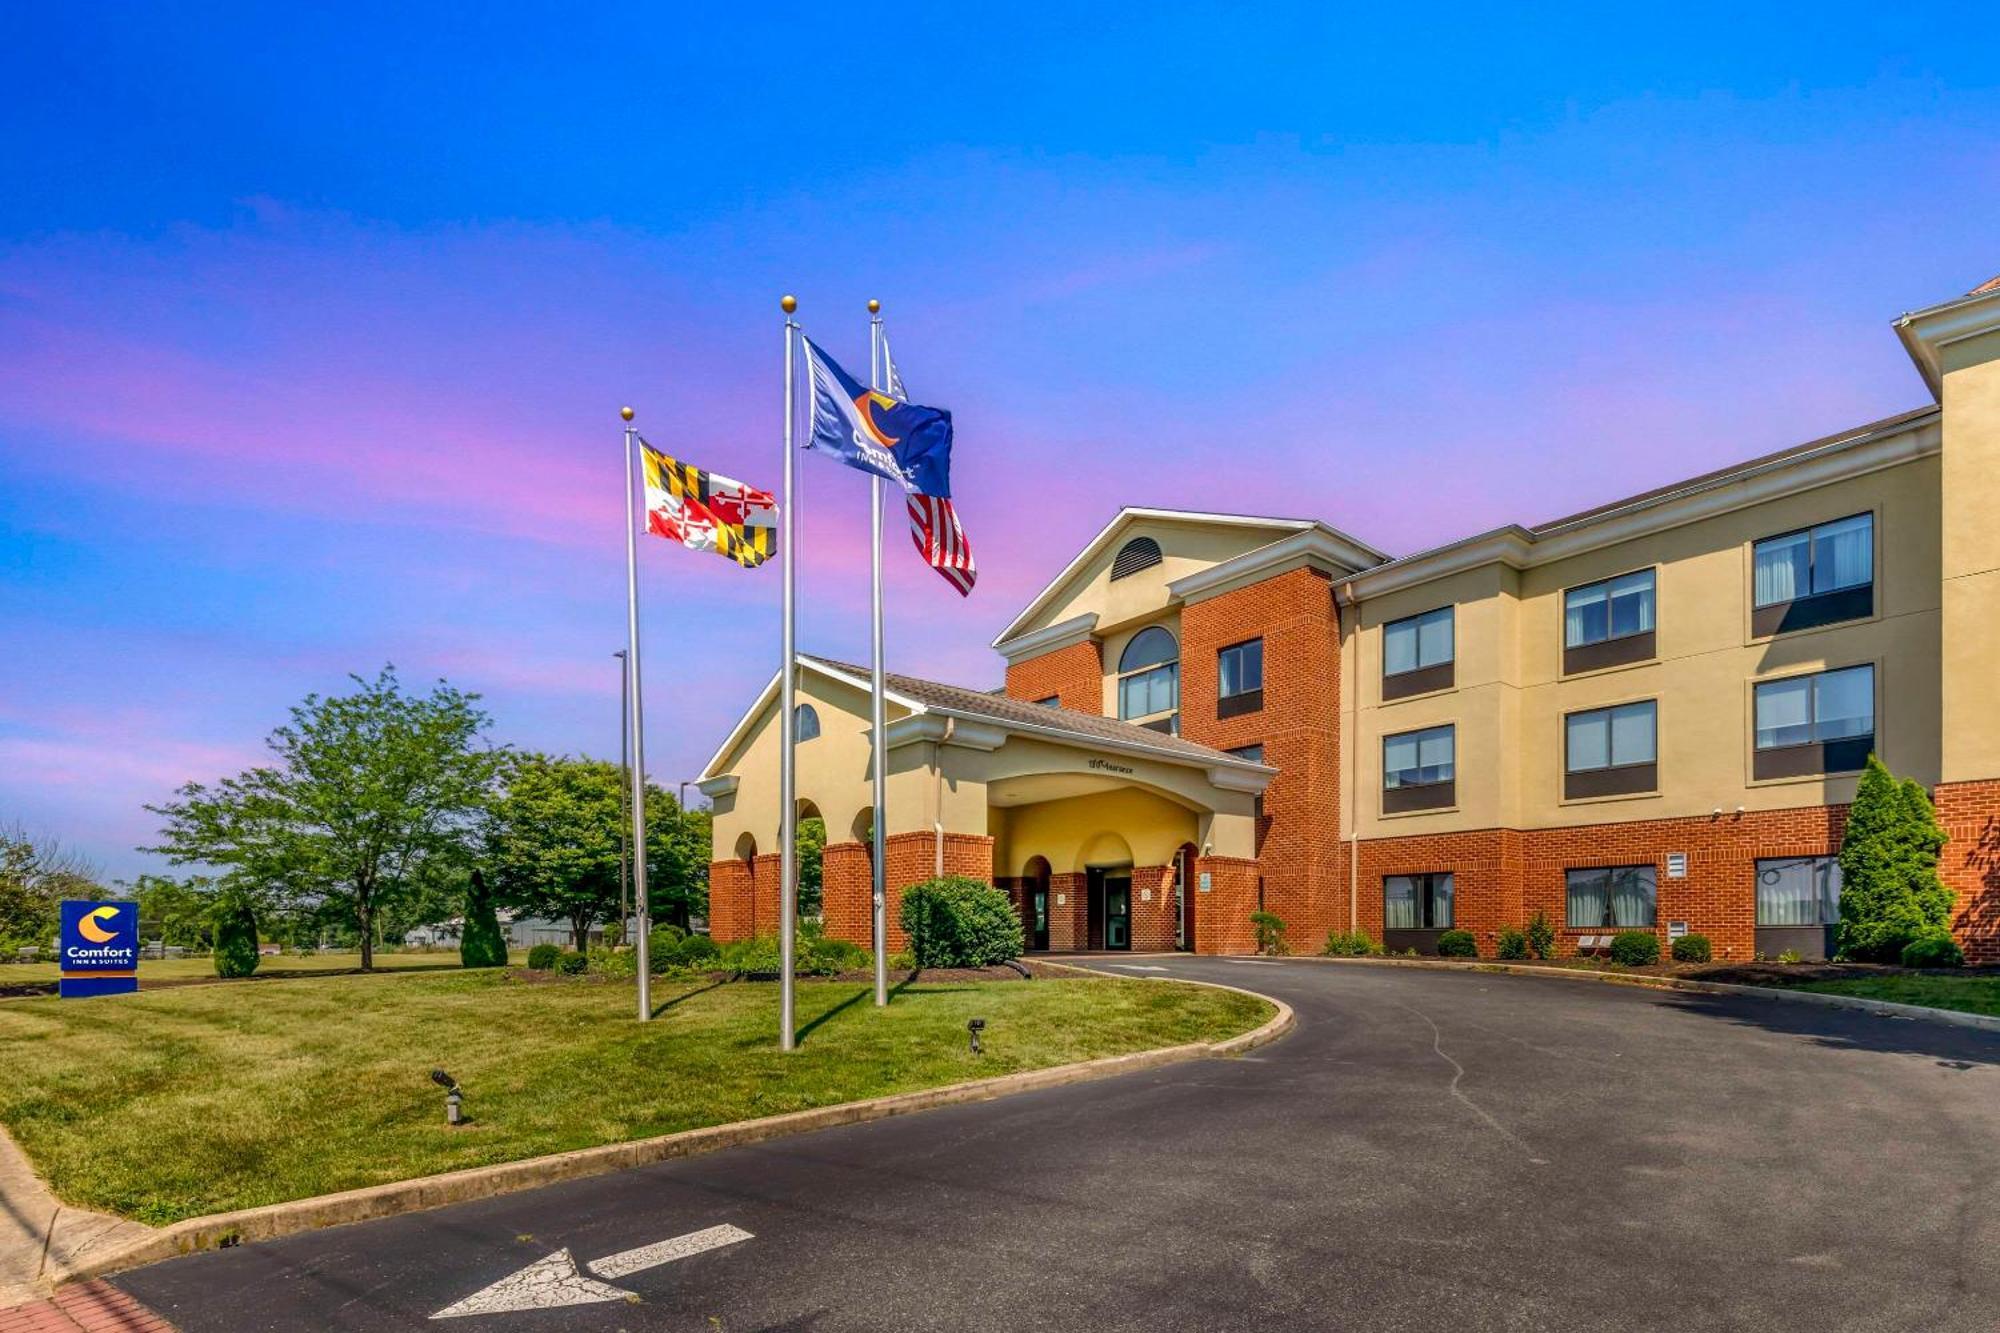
[675,934,721,967]
[212,899,260,978]
[898,877,1025,968]
[556,948,588,975]
[645,925,690,973]
[1609,930,1661,966]
[1435,928,1478,958]
[1901,932,1965,968]
[1495,925,1529,960]
[1322,929,1379,957]
[526,942,560,971]
[1670,933,1712,963]
[721,935,783,975]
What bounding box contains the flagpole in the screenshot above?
[866,300,890,1008]
[778,296,800,1051]
[620,406,652,1024]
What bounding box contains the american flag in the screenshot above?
[884,335,976,596]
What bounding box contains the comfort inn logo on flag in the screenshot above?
[60,900,140,998]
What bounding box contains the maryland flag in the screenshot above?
[641,442,775,568]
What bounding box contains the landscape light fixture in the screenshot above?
[967,1017,986,1056]
[430,1069,465,1126]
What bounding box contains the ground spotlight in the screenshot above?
[431,1069,465,1126]
[967,1017,986,1056]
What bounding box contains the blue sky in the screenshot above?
[3,3,1997,878]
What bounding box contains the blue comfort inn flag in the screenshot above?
[59,900,140,998]
[801,337,954,497]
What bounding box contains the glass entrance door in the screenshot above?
[1104,874,1131,950]
[1030,888,1050,951]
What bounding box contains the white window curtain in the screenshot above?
[1813,665,1874,740]
[1384,876,1419,929]
[1610,702,1656,764]
[1755,676,1813,749]
[1756,857,1842,926]
[1607,571,1655,638]
[1430,873,1454,928]
[1566,711,1610,771]
[1564,584,1606,647]
[1609,866,1656,926]
[1384,620,1418,675]
[1417,727,1454,782]
[1565,869,1606,927]
[1385,727,1453,787]
[1754,531,1809,607]
[1812,515,1872,595]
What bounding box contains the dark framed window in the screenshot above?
[793,704,821,742]
[1752,513,1873,635]
[1753,664,1874,779]
[1116,626,1179,731]
[1385,873,1453,930]
[1383,607,1454,699]
[1218,638,1264,717]
[1383,725,1454,812]
[1565,865,1656,929]
[1755,857,1842,927]
[1035,696,1059,707]
[1110,536,1163,580]
[1563,569,1656,673]
[1564,700,1658,798]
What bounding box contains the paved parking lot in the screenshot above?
[115,957,2000,1331]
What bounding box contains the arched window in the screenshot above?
[1116,626,1179,731]
[1110,536,1163,580]
[793,703,821,742]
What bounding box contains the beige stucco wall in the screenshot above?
[1348,445,1946,838]
[1011,517,1296,642]
[991,787,1201,877]
[1940,332,2000,783]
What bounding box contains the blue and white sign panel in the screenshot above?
[59,900,140,998]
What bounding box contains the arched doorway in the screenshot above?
[1022,856,1052,952]
[1174,842,1198,952]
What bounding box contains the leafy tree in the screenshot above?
[460,868,508,967]
[0,825,102,952]
[1837,756,1955,962]
[145,666,504,971]
[796,816,825,919]
[132,873,220,949]
[649,791,710,931]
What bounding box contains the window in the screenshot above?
[1226,744,1265,763]
[1753,664,1874,778]
[1753,513,1874,634]
[1565,570,1655,647]
[1385,873,1454,931]
[1116,625,1179,731]
[1109,536,1163,580]
[1218,638,1263,717]
[1034,696,1060,707]
[1756,857,1842,927]
[1383,607,1454,699]
[793,704,821,742]
[1565,865,1657,929]
[1383,725,1455,812]
[1564,700,1658,798]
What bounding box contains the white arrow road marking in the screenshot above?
[588,1224,754,1279]
[1107,964,1168,972]
[430,1225,755,1320]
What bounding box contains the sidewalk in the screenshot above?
[0,1130,154,1307]
[0,1282,172,1332]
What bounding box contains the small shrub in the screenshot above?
[592,947,637,979]
[556,949,589,975]
[802,933,871,976]
[675,934,721,968]
[1609,931,1660,966]
[899,877,1025,968]
[1250,911,1288,956]
[721,936,783,975]
[1323,928,1380,957]
[212,899,260,978]
[1777,949,1803,965]
[1525,909,1557,961]
[646,925,692,974]
[1670,933,1712,963]
[1495,925,1529,960]
[1436,929,1478,958]
[888,949,917,971]
[1901,932,1965,969]
[526,942,560,971]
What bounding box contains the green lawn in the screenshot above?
[1791,973,2000,1018]
[0,969,1268,1225]
[0,950,494,988]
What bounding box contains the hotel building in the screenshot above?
[700,274,2000,963]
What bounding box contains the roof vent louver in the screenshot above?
[1109,536,1163,581]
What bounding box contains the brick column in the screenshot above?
[1048,872,1087,951]
[1129,864,1177,951]
[819,841,872,948]
[1195,855,1261,955]
[1938,779,2000,963]
[877,831,996,953]
[750,853,783,938]
[707,858,753,942]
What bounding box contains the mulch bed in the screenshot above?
[1371,956,2000,984]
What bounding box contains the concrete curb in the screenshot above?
[1294,954,2000,1033]
[47,972,1291,1287]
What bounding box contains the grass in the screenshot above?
[1789,973,2000,1017]
[0,969,1269,1225]
[0,950,496,989]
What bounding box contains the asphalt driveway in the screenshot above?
[113,957,2000,1331]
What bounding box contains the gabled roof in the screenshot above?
[698,654,1273,782]
[992,506,1388,649]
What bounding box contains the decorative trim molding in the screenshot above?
[1169,527,1382,606]
[695,774,739,799]
[1896,285,2000,399]
[994,612,1099,665]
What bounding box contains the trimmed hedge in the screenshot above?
[899,877,1024,968]
[1322,928,1380,957]
[556,949,589,975]
[1901,932,1965,969]
[526,942,560,971]
[1436,929,1478,958]
[1670,933,1712,963]
[212,899,260,978]
[1609,931,1660,966]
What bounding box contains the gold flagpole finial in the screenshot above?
[619,406,635,422]
[867,299,880,314]
[781,294,797,314]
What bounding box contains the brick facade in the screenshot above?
[719,832,995,953]
[1937,779,2000,964]
[1003,638,1101,712]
